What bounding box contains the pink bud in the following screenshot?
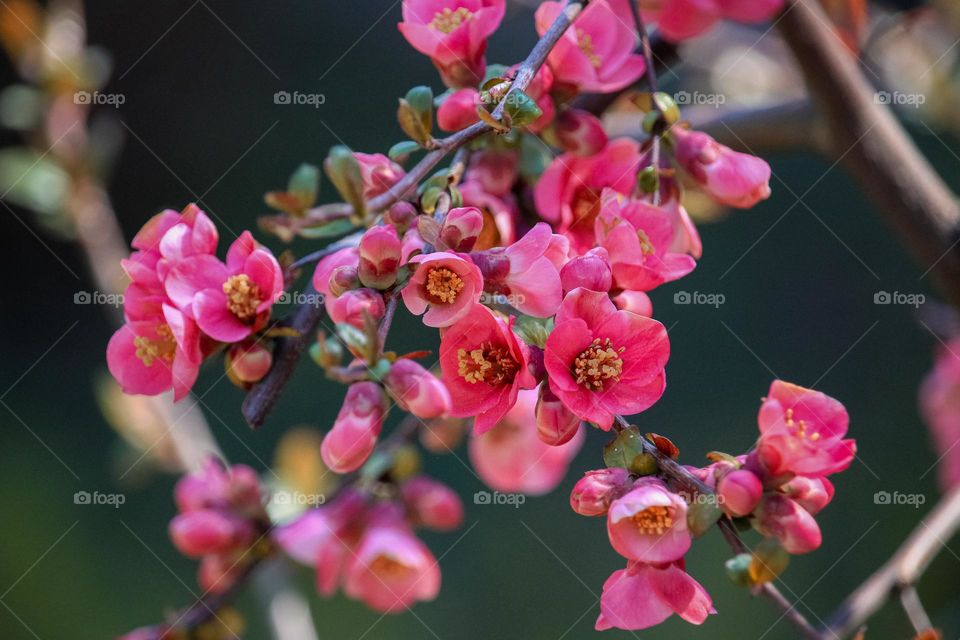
[384,359,451,419]
[437,88,480,132]
[536,383,581,445]
[612,290,653,317]
[385,201,419,233]
[555,109,608,156]
[560,248,613,294]
[401,476,464,531]
[327,288,386,329]
[358,225,402,289]
[753,494,822,554]
[570,467,631,516]
[198,553,247,595]
[437,206,484,252]
[783,476,834,516]
[227,342,273,384]
[717,469,763,517]
[671,127,772,208]
[169,509,253,558]
[328,264,359,297]
[321,382,387,473]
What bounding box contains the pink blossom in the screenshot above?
[465,149,518,198]
[438,304,536,432]
[169,509,254,558]
[641,0,783,42]
[555,108,608,156]
[198,553,249,595]
[328,288,387,329]
[919,339,960,491]
[385,201,419,233]
[437,88,481,132]
[398,0,506,88]
[535,383,581,446]
[155,204,219,271]
[756,380,856,478]
[471,222,563,317]
[612,290,653,316]
[400,476,464,531]
[535,0,645,94]
[607,477,691,563]
[174,458,263,516]
[570,467,632,517]
[401,227,427,262]
[468,388,584,494]
[342,504,441,613]
[460,180,518,248]
[783,475,834,516]
[401,251,483,327]
[544,288,669,430]
[534,138,644,254]
[384,359,452,419]
[437,206,484,252]
[595,189,698,292]
[312,247,359,298]
[320,382,388,473]
[354,152,406,201]
[358,225,402,290]
[671,126,772,208]
[716,469,763,517]
[596,561,714,631]
[560,247,613,294]
[753,494,822,554]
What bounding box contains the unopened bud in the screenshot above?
[437,206,483,252]
[226,342,272,387]
[536,383,581,445]
[358,225,402,290]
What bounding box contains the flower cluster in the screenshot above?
[107,205,283,399]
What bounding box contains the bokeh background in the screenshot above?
[1,1,959,638]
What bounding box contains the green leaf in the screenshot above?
[389,140,420,162]
[324,146,366,221]
[0,148,69,218]
[603,426,646,469]
[397,86,433,145]
[287,163,320,209]
[686,500,722,537]
[504,90,542,127]
[749,538,790,585]
[518,134,552,182]
[298,217,357,239]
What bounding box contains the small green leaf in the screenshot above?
[518,134,552,181]
[503,89,543,127]
[725,553,753,587]
[324,146,366,221]
[749,538,790,585]
[603,426,645,469]
[298,217,357,240]
[287,164,320,209]
[389,140,420,162]
[686,500,722,537]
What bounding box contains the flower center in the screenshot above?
[784,408,821,441]
[576,29,602,68]
[573,338,625,390]
[425,267,465,305]
[223,274,262,321]
[134,324,177,367]
[637,229,656,256]
[430,7,473,34]
[457,342,518,385]
[631,505,673,535]
[369,554,410,577]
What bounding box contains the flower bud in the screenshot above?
[328,264,360,297]
[536,383,581,446]
[401,476,464,531]
[717,469,763,517]
[327,288,386,329]
[782,476,834,516]
[385,201,418,234]
[437,206,483,252]
[198,553,247,595]
[570,467,631,516]
[560,247,612,294]
[358,225,402,289]
[752,494,822,555]
[671,127,772,209]
[555,108,608,156]
[169,509,253,558]
[320,382,388,473]
[384,359,451,419]
[437,88,480,132]
[226,342,273,386]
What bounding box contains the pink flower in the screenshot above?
[470,222,563,317]
[534,138,644,254]
[320,382,388,473]
[535,0,645,94]
[327,288,387,329]
[595,189,698,292]
[354,152,406,201]
[438,305,536,432]
[154,204,219,271]
[920,339,960,491]
[641,0,784,42]
[437,88,480,132]
[398,0,506,88]
[607,477,691,563]
[570,467,632,517]
[174,458,263,516]
[535,383,581,446]
[384,359,452,419]
[555,108,608,156]
[612,290,653,316]
[783,475,834,516]
[466,149,518,198]
[460,180,518,248]
[468,388,584,494]
[358,225,402,290]
[400,476,464,531]
[401,251,483,327]
[437,206,484,252]
[560,247,613,294]
[169,509,254,558]
[165,231,284,343]
[596,561,714,631]
[342,504,441,613]
[756,380,856,478]
[544,288,669,430]
[716,469,763,517]
[753,494,822,554]
[312,247,359,298]
[671,127,772,208]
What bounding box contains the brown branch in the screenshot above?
[778,0,960,305]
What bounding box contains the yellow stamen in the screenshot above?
[425,267,465,305]
[223,274,262,321]
[637,229,656,256]
[573,338,625,390]
[369,554,410,577]
[576,29,602,68]
[430,7,473,34]
[134,324,177,366]
[457,342,518,385]
[784,408,821,441]
[632,505,673,536]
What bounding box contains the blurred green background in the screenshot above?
[1,1,959,638]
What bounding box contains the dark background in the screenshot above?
[1,1,958,638]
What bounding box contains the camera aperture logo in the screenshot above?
[74,490,126,508]
[873,491,925,509]
[274,91,326,108]
[75,290,124,307]
[74,91,125,108]
[474,490,525,508]
[674,290,725,308]
[874,290,925,308]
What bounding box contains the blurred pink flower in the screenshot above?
[596,561,714,631]
[320,382,389,473]
[753,493,822,554]
[570,467,632,517]
[920,338,960,491]
[354,152,406,201]
[384,359,452,419]
[400,475,464,531]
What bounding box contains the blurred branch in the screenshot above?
[779,0,960,306]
